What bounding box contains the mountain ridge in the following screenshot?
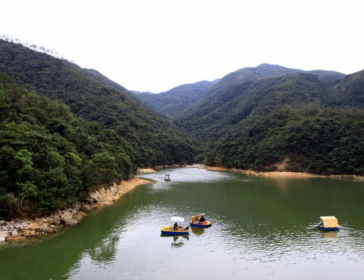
[0,39,196,167]
[135,80,219,119]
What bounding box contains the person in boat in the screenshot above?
[173,222,178,230]
[199,216,206,222]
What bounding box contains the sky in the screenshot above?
[1,0,364,93]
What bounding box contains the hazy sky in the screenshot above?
[1,0,363,93]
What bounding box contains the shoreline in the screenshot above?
[2,177,150,242]
[3,165,363,242]
[140,165,364,180]
[207,166,364,180]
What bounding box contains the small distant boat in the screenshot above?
[164,174,171,181]
[161,216,189,235]
[190,213,213,227]
[318,216,339,231]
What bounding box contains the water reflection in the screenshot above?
[87,234,119,264]
[191,226,205,236]
[160,234,189,248]
[1,168,364,280]
[321,230,338,239]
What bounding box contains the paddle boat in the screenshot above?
[164,174,171,181]
[317,216,340,231]
[160,216,189,235]
[190,213,213,227]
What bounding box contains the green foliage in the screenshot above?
[84,152,119,185]
[16,181,38,206]
[0,39,196,168]
[210,106,364,174]
[15,149,33,176]
[175,71,343,144]
[0,73,136,217]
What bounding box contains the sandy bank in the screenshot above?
[210,167,364,180]
[137,168,156,173]
[138,165,364,181]
[231,169,323,178]
[207,166,228,171]
[207,165,322,178]
[4,177,150,242]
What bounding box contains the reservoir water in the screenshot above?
[1,168,364,279]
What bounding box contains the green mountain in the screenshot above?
[208,105,364,175]
[85,69,166,119]
[0,73,134,216]
[135,80,219,119]
[0,39,196,168]
[174,64,346,143]
[330,70,364,107]
[2,37,364,186]
[172,64,364,175]
[179,64,343,116]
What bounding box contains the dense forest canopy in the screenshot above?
[0,73,134,217]
[207,105,364,175]
[174,65,348,144]
[0,39,196,168]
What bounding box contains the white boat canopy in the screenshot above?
[171,217,184,223]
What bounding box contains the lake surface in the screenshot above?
[1,168,364,280]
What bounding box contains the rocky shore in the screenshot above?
[1,177,150,242]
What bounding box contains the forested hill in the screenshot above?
[177,64,345,117]
[207,105,364,175]
[2,36,364,196]
[0,74,134,217]
[330,70,364,107]
[174,65,350,144]
[182,66,364,175]
[135,80,219,119]
[84,69,165,119]
[0,39,196,167]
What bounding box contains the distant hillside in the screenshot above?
[177,65,364,175]
[179,64,345,117]
[174,64,347,143]
[208,105,364,175]
[330,70,364,107]
[85,69,166,119]
[135,80,219,119]
[0,39,196,167]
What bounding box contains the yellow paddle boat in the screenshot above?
[160,226,189,235]
[318,216,340,231]
[161,216,189,235]
[164,174,171,181]
[190,213,213,227]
